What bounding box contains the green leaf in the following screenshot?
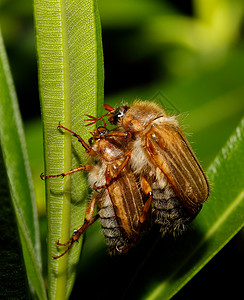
[0,29,46,299]
[144,116,244,299]
[34,0,104,299]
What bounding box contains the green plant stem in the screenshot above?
[34,0,104,298]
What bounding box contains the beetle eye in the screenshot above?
[113,109,123,124]
[117,111,124,118]
[112,106,128,125]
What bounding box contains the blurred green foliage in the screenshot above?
[1,0,243,298]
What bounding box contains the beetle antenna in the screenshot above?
[84,104,114,127]
[84,112,110,126]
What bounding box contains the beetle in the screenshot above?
[41,123,152,258]
[85,100,210,233]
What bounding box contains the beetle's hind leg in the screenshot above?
[139,176,153,225]
[53,197,99,259]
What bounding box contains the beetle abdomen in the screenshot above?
[97,190,129,254]
[152,186,199,235]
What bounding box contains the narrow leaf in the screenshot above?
[145,116,244,299]
[34,0,104,299]
[0,29,46,299]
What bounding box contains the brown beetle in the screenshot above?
[41,124,152,258]
[86,101,210,234]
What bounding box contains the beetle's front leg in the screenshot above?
[58,123,96,156]
[40,165,93,179]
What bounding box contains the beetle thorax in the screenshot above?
[94,139,125,162]
[121,103,164,133]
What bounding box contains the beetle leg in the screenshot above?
[113,150,131,177]
[107,131,131,139]
[93,182,106,191]
[58,122,96,156]
[139,176,153,224]
[53,198,99,259]
[40,165,93,179]
[93,151,131,190]
[100,131,132,141]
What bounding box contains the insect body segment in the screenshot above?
[42,125,151,258]
[97,167,144,253]
[97,101,210,233]
[144,121,208,214]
